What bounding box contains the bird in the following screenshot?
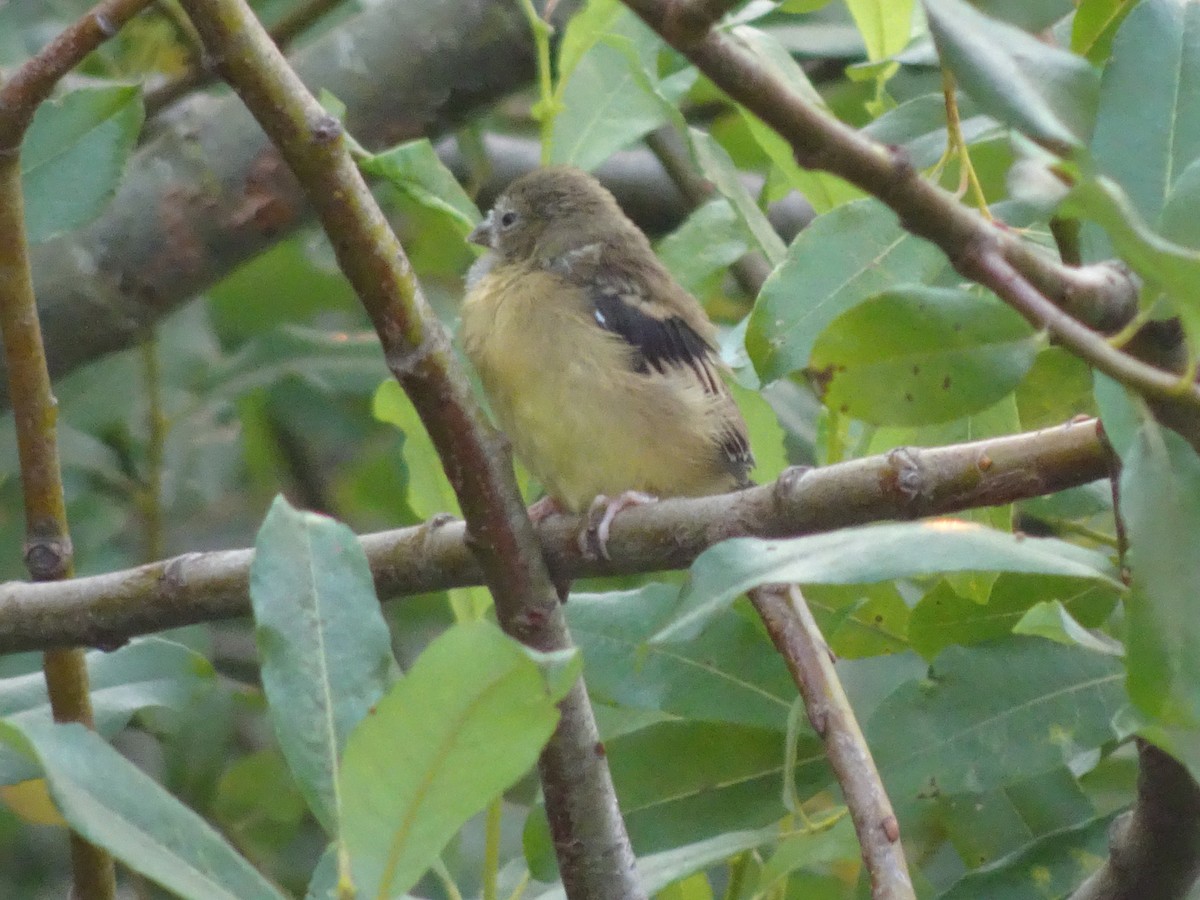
[460,165,754,559]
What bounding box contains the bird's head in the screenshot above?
[469,166,635,266]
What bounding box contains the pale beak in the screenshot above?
[468,211,494,247]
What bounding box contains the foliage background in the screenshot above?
[1,0,1197,897]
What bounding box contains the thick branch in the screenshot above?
[751,585,913,900]
[1070,741,1200,900]
[176,0,641,896]
[6,0,544,406]
[0,419,1109,654]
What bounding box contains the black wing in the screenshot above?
[590,286,754,480]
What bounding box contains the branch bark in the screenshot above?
[0,419,1109,654]
[752,584,913,899]
[175,0,642,895]
[1069,740,1200,900]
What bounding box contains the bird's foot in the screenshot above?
[528,495,566,525]
[579,491,657,560]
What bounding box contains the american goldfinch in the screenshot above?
[461,166,753,555]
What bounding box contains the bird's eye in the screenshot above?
[500,211,518,228]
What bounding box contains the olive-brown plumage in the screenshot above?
[461,166,753,519]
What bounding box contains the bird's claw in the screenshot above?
[579,491,657,560]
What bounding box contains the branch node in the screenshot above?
[309,111,341,145]
[772,465,811,507]
[24,535,73,581]
[881,815,900,843]
[884,447,925,509]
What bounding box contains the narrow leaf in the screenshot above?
[250,496,396,833]
[0,721,288,900]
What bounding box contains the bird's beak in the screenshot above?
[468,211,494,248]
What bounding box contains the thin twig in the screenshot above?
[143,0,349,116]
[175,0,643,895]
[750,585,913,900]
[0,418,1111,653]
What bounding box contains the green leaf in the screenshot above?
[1121,421,1200,729]
[1013,600,1124,655]
[655,199,750,297]
[757,816,858,891]
[845,0,913,61]
[862,92,1000,170]
[746,200,947,383]
[869,637,1124,808]
[1160,156,1200,250]
[909,574,1119,660]
[530,827,782,900]
[741,111,864,215]
[20,85,144,244]
[609,721,831,853]
[552,37,670,171]
[250,496,396,833]
[566,584,795,730]
[940,811,1116,899]
[373,379,460,518]
[202,325,384,400]
[1089,0,1200,225]
[0,720,288,900]
[923,0,1099,153]
[655,522,1121,643]
[359,139,481,235]
[689,128,787,266]
[1071,0,1138,64]
[0,638,214,785]
[340,621,574,899]
[807,287,1040,426]
[973,0,1072,31]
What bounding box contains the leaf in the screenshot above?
[566,584,795,731]
[0,721,288,900]
[1159,156,1200,250]
[845,0,914,61]
[1120,421,1200,730]
[746,199,947,383]
[530,827,782,900]
[20,85,144,244]
[1071,0,1138,64]
[923,0,1099,153]
[607,721,831,853]
[0,638,214,785]
[908,574,1119,660]
[868,637,1124,808]
[688,128,787,266]
[359,139,481,235]
[552,37,670,171]
[939,811,1116,899]
[807,286,1040,426]
[972,0,1073,31]
[1088,0,1200,225]
[373,379,460,518]
[339,621,574,900]
[250,496,396,833]
[654,522,1121,643]
[655,199,750,297]
[1013,600,1124,655]
[862,92,1001,170]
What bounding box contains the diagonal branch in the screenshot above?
[618,0,1200,409]
[174,0,642,896]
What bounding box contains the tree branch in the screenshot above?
[1069,740,1200,900]
[618,0,1199,410]
[751,584,913,899]
[0,419,1109,654]
[175,0,642,895]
